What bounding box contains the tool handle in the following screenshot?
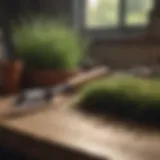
[68,66,109,88]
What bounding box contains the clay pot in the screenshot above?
[2,60,23,94]
[26,69,78,87]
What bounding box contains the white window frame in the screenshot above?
[73,0,152,39]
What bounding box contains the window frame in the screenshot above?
[73,0,151,39]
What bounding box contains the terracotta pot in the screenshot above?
[2,60,23,94]
[26,69,78,87]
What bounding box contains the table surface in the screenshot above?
[0,95,160,160]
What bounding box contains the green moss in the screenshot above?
[12,17,89,70]
[78,75,160,123]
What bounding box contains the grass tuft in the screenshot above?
[12,16,89,70]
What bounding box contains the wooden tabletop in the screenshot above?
[0,95,160,160]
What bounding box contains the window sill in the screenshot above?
[82,26,146,40]
[91,35,160,46]
[81,29,160,46]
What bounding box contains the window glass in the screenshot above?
[85,0,119,28]
[85,0,153,28]
[125,0,153,26]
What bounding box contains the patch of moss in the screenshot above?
[77,75,160,124]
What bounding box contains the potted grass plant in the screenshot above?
[77,74,160,124]
[12,17,88,87]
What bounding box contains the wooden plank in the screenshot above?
[0,95,160,160]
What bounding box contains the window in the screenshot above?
[74,0,153,37]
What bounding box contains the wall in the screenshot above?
[28,0,73,24]
[90,38,160,69]
[90,39,160,69]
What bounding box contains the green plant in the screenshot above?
[12,17,89,70]
[77,75,160,123]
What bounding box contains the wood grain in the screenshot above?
[0,95,160,160]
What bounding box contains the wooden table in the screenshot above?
[0,95,160,160]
